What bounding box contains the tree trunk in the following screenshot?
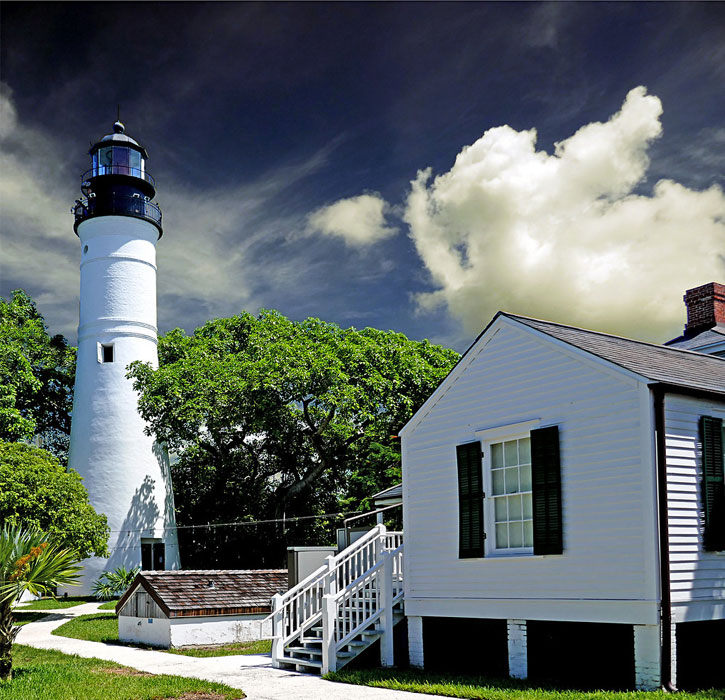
[0,601,19,682]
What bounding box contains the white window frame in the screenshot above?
[475,419,540,557]
[97,342,114,364]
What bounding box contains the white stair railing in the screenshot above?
[263,524,403,671]
[322,540,404,673]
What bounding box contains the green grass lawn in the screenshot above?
[166,639,272,657]
[98,599,119,610]
[325,669,725,700]
[16,596,92,610]
[0,645,243,699]
[52,613,272,657]
[52,613,118,643]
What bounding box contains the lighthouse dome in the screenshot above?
[99,121,142,147]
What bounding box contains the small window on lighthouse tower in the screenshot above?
[98,343,114,363]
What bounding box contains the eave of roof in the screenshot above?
[504,313,725,397]
[372,483,402,501]
[400,310,725,438]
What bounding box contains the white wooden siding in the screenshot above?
[665,393,725,621]
[402,319,659,624]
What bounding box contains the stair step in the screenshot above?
[280,656,322,669]
[286,646,322,657]
[361,628,383,635]
[300,636,323,644]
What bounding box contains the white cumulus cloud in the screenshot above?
[404,86,725,341]
[308,193,397,246]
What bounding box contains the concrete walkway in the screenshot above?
[17,603,436,700]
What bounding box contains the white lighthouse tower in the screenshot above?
[68,121,180,593]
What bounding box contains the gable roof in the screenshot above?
[505,313,725,396]
[401,310,725,437]
[116,569,288,618]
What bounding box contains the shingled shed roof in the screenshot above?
[116,569,288,618]
[503,313,725,397]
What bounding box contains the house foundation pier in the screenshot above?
[634,622,676,690]
[507,619,528,679]
[408,615,424,668]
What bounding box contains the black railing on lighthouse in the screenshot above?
[73,194,162,231]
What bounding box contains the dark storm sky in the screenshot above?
[1,2,724,349]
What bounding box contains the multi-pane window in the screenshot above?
[93,146,144,177]
[490,437,533,550]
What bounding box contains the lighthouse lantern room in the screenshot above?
[68,121,180,594]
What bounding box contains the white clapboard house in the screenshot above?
[400,283,725,691]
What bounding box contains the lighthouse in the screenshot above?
[68,121,180,593]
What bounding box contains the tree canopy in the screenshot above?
[0,291,75,462]
[0,441,109,559]
[128,310,459,567]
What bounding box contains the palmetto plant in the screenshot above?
[0,525,81,681]
[91,566,139,601]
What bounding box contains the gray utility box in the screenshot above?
[287,546,337,589]
[336,526,371,552]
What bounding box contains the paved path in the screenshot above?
[17,603,435,700]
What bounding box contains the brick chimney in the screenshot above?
[683,282,725,337]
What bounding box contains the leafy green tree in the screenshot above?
[0,525,81,681]
[0,442,109,559]
[128,310,458,567]
[91,566,139,600]
[0,291,75,463]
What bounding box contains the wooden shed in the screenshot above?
[116,569,287,648]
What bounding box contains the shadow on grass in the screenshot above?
[13,612,50,627]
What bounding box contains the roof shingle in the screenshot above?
[119,569,288,618]
[505,313,725,396]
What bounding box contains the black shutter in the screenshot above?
[531,425,563,555]
[457,442,484,558]
[701,416,725,552]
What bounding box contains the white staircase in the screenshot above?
[263,524,404,674]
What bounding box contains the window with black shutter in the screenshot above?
[700,416,725,552]
[457,441,484,558]
[531,425,563,555]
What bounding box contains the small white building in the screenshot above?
[401,285,725,691]
[116,569,287,648]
